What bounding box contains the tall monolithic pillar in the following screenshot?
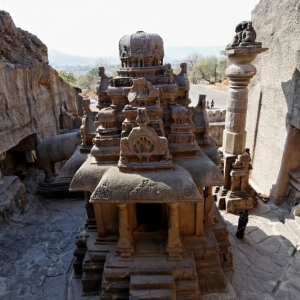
[218,21,267,212]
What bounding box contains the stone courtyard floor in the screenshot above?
[221,201,300,300]
[0,172,299,299]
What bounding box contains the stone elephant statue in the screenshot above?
[36,131,81,182]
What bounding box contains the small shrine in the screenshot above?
[69,31,232,299]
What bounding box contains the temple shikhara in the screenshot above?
[67,31,232,298]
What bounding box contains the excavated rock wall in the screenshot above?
[0,11,79,154]
[246,0,300,203]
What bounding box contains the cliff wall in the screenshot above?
[0,11,79,154]
[246,0,300,202]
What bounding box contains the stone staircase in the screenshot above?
[194,232,226,294]
[82,251,106,294]
[130,275,175,300]
[175,277,200,300]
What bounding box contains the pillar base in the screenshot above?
[117,242,134,261]
[215,188,253,213]
[223,130,246,155]
[166,243,182,261]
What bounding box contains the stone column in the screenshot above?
[117,203,134,260]
[222,47,267,189]
[166,203,182,260]
[216,43,267,212]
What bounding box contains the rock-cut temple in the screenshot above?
[65,31,232,299]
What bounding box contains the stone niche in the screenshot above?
[69,31,232,299]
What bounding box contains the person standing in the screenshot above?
[235,209,249,239]
[206,100,210,109]
[211,100,214,109]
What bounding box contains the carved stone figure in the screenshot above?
[226,21,262,49]
[164,63,175,83]
[36,131,81,182]
[96,67,111,109]
[240,22,262,47]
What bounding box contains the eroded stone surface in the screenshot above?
[246,0,300,204]
[0,10,80,154]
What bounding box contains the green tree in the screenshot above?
[58,70,77,85]
[218,57,230,81]
[193,55,219,83]
[76,70,98,90]
[185,52,203,70]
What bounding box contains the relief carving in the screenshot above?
[130,179,169,199]
[118,108,172,169]
[92,179,110,200]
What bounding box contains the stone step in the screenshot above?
[101,277,130,292]
[82,272,102,294]
[175,278,199,292]
[176,291,201,300]
[217,239,231,250]
[198,269,226,293]
[130,275,175,290]
[130,289,175,300]
[196,258,222,272]
[193,251,220,261]
[82,261,104,274]
[100,290,129,300]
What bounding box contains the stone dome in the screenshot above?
[119,31,164,59]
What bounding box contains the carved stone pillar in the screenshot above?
[222,47,267,189]
[117,203,134,260]
[217,41,267,212]
[166,203,182,260]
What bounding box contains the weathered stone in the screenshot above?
[69,30,232,299]
[36,131,81,182]
[0,10,80,155]
[245,0,300,205]
[0,176,27,225]
[217,23,267,212]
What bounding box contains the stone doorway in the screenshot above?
[136,203,163,232]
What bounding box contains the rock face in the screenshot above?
[246,0,300,204]
[0,10,79,154]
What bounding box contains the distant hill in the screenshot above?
[49,46,225,69]
[164,46,225,61]
[48,49,119,68]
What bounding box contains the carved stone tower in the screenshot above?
[69,31,233,299]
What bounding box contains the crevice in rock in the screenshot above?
[270,280,281,296]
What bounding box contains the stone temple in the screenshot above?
[66,31,232,298]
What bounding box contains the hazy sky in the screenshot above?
[0,0,260,57]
